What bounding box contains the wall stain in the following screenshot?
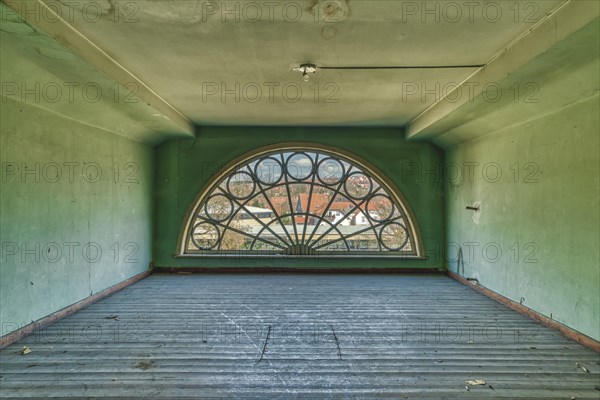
[307,0,352,20]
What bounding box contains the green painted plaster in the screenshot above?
[154,127,445,269]
[445,94,600,341]
[0,97,154,336]
[0,3,192,145]
[429,19,600,148]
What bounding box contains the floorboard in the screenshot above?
[1,274,599,398]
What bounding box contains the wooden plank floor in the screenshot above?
[1,273,599,399]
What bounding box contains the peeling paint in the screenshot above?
[470,201,481,225]
[307,0,351,21]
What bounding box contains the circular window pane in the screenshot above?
[379,222,409,251]
[317,157,345,185]
[204,194,233,222]
[254,157,283,185]
[183,148,420,256]
[227,171,255,200]
[191,222,220,250]
[344,172,372,200]
[286,152,314,181]
[366,195,395,222]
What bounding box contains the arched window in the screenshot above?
[177,144,424,258]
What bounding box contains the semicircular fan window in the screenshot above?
[180,146,422,257]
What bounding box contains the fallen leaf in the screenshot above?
[466,379,486,385]
[105,315,119,320]
[20,346,31,355]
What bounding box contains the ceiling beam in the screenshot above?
[405,0,599,140]
[3,0,196,137]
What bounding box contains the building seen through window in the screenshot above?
[180,146,422,257]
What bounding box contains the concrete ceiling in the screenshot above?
[0,3,194,144]
[430,18,599,148]
[2,0,599,145]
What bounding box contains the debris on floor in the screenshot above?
[105,315,119,320]
[20,346,31,355]
[465,379,486,386]
[135,360,156,370]
[575,362,590,373]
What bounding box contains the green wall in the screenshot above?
[445,95,600,341]
[0,98,154,337]
[154,127,445,269]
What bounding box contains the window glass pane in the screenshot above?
[183,147,419,256]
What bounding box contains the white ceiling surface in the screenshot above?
[0,7,192,144]
[3,0,599,143]
[32,1,563,123]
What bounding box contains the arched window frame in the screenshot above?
[176,143,425,259]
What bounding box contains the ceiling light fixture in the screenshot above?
[292,62,486,81]
[292,64,318,81]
